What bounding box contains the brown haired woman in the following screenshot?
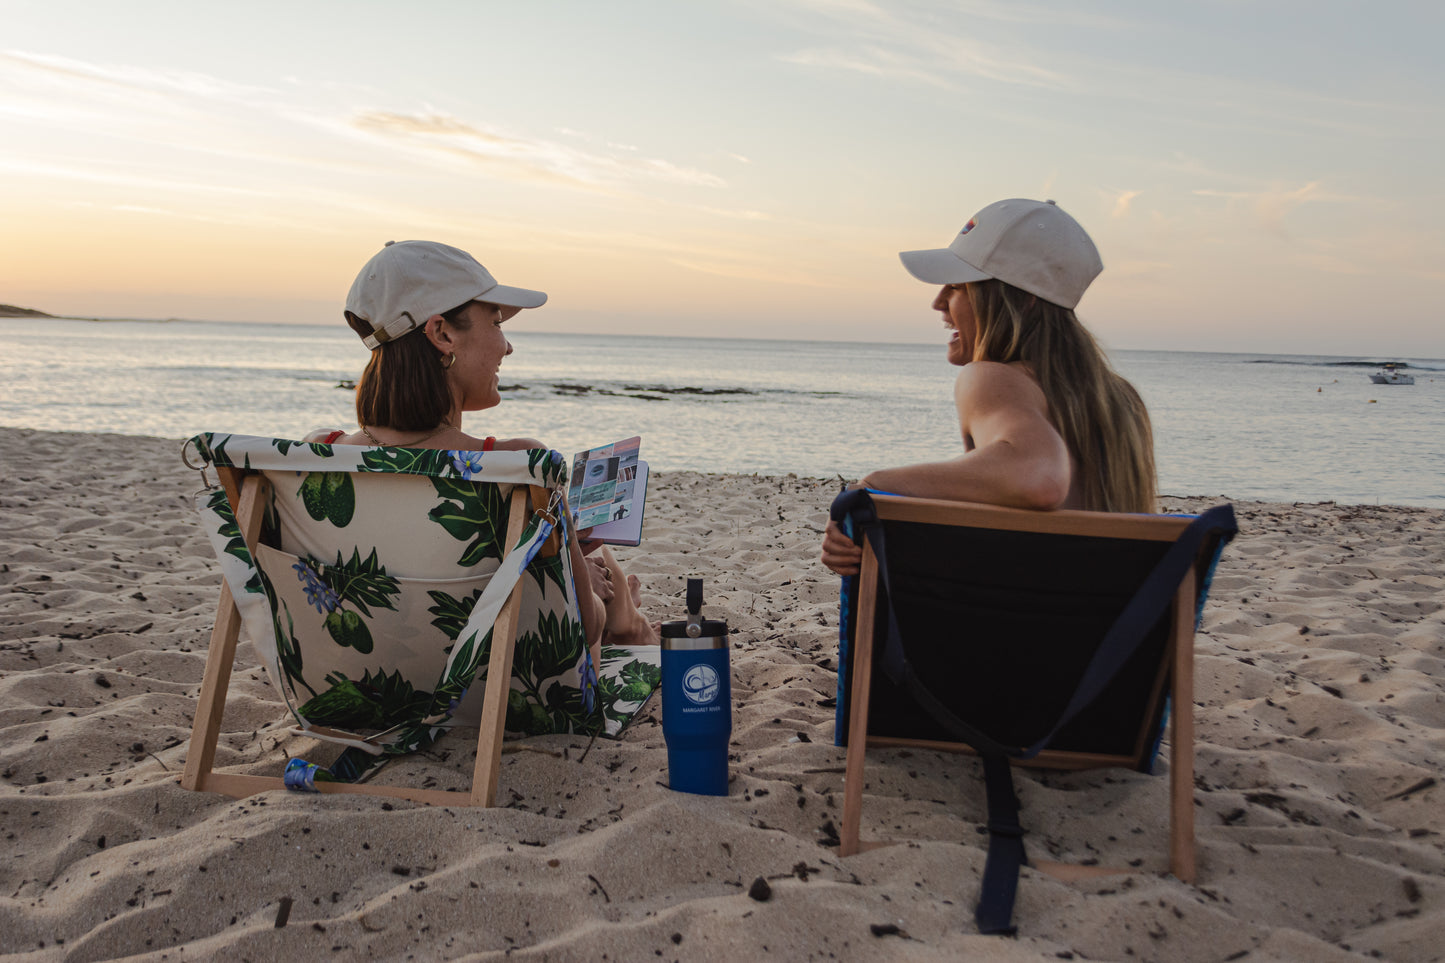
[821,199,1156,576]
[309,240,656,654]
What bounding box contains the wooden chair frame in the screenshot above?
[838,495,1200,883]
[180,465,555,807]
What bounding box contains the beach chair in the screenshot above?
[179,433,659,807]
[830,489,1236,934]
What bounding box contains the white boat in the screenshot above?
[1369,363,1414,385]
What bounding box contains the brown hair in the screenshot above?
[966,279,1156,513]
[345,302,472,431]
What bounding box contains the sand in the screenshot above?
[1,425,1441,962]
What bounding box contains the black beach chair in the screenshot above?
[830,489,1236,934]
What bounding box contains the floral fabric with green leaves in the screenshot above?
[187,433,660,783]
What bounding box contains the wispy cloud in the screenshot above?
[695,206,774,221]
[1109,190,1142,219]
[768,0,1070,90]
[1,49,276,105]
[0,155,281,198]
[1194,182,1336,238]
[668,256,832,287]
[761,3,1440,142]
[779,47,955,89]
[1255,182,1323,237]
[352,110,727,192]
[2,50,730,205]
[0,49,349,174]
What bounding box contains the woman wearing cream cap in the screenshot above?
[822,199,1156,576]
[311,240,656,653]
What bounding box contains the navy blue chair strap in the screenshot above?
[976,753,1025,936]
[1028,502,1235,757]
[832,490,1019,754]
[832,490,1238,935]
[841,493,1236,760]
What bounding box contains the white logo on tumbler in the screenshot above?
[682,664,720,706]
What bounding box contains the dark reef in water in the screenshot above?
[499,381,845,401]
[1247,358,1435,371]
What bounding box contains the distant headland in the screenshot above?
[0,304,56,318]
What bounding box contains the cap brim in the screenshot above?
[898,248,992,285]
[481,282,548,312]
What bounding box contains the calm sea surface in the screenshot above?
[3,318,1442,508]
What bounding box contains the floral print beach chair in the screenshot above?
[180,433,659,807]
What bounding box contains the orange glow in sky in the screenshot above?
[2,3,1442,355]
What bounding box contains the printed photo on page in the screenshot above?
[568,436,642,529]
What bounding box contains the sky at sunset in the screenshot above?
[3,1,1442,355]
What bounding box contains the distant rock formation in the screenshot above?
[0,304,56,318]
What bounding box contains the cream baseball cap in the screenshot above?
[346,240,548,349]
[898,199,1102,309]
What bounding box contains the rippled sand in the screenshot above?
[2,427,1441,961]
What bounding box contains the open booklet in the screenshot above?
[567,436,648,546]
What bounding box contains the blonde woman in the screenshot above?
[821,198,1156,576]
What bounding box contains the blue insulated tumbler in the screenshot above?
[661,578,731,795]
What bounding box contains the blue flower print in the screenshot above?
[449,450,485,480]
[292,559,339,614]
[580,650,598,714]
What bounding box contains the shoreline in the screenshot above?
[5,425,1443,513]
[2,426,1442,960]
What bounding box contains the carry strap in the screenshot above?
[323,491,563,784]
[832,490,1238,933]
[976,753,1025,935]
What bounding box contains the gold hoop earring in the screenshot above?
[441,352,456,370]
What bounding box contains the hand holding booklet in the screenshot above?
[567,436,648,546]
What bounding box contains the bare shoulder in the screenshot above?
[489,436,548,451]
[954,361,1046,406]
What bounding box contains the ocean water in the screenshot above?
[3,317,1442,508]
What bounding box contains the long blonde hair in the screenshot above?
[967,279,1156,513]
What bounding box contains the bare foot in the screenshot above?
[604,616,659,646]
[592,546,657,645]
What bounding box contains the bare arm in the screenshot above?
[498,436,602,647]
[821,363,1074,575]
[861,362,1073,509]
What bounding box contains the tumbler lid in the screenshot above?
[661,619,729,640]
[669,576,728,640]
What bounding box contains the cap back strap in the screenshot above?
[362,312,421,350]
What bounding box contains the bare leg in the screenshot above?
[596,547,658,645]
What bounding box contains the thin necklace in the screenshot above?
[360,422,453,447]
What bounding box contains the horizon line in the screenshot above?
[3,312,1442,361]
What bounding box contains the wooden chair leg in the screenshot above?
[470,489,533,807]
[1169,569,1198,883]
[840,541,881,857]
[181,474,269,793]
